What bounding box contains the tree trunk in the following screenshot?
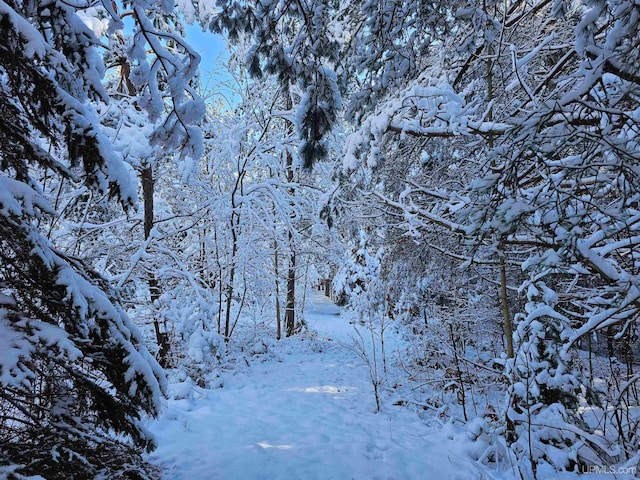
[141,166,169,365]
[500,257,514,359]
[224,219,238,339]
[120,52,168,364]
[285,245,296,336]
[284,85,297,337]
[274,238,282,340]
[213,225,223,334]
[487,43,513,360]
[225,158,245,339]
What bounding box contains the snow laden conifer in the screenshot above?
[209,0,342,168]
[0,0,202,476]
[468,0,640,474]
[323,0,639,475]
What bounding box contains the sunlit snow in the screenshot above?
[148,293,478,479]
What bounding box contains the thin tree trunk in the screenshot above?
[141,166,168,364]
[274,238,282,340]
[500,257,514,359]
[224,230,238,339]
[300,258,310,316]
[285,245,296,336]
[213,225,223,334]
[486,41,514,360]
[225,158,245,339]
[119,52,168,363]
[449,323,468,421]
[283,84,296,337]
[607,326,615,358]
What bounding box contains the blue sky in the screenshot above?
[185,26,228,74]
[185,26,239,106]
[118,16,231,98]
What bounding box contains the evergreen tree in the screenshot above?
[209,0,342,167]
[318,0,640,475]
[0,0,202,475]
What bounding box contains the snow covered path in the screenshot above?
[148,294,478,480]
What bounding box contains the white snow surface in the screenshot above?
[148,294,485,479]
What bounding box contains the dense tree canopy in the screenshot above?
[1,0,639,478]
[0,0,201,475]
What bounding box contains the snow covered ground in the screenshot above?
[147,293,493,479]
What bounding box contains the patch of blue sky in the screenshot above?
[185,25,240,108]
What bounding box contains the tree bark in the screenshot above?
[141,166,169,365]
[284,85,297,337]
[274,238,282,340]
[500,257,514,359]
[225,155,245,339]
[486,42,513,360]
[285,244,296,337]
[119,51,168,364]
[225,196,240,339]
